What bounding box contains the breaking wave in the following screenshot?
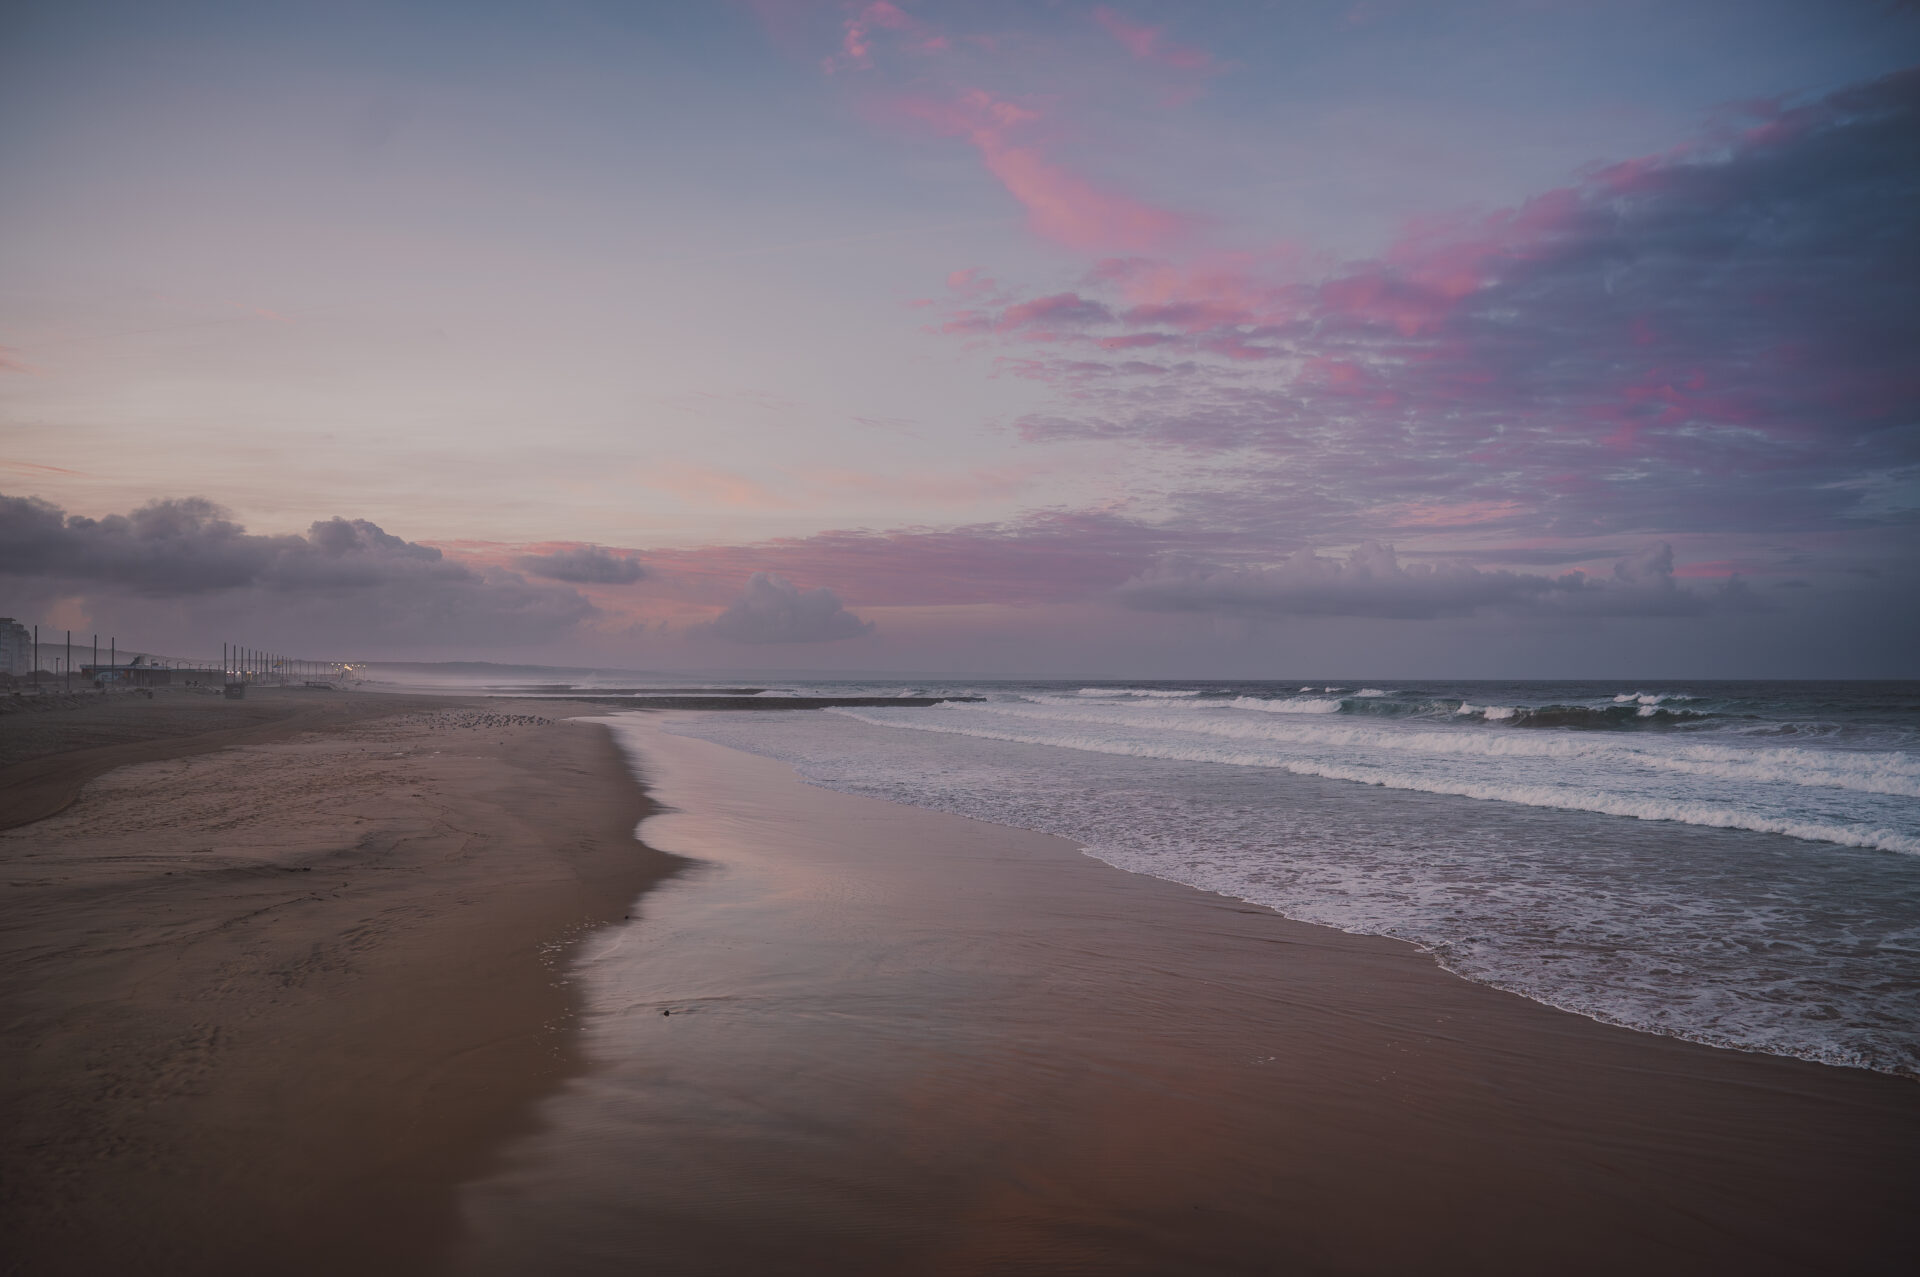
[824,698,1920,855]
[1077,687,1204,698]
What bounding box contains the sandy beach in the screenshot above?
[10,0,1915,1269]
[464,715,1920,1275]
[0,688,672,1275]
[5,694,1918,1274]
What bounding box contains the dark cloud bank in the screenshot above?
[1,494,595,647]
[515,544,647,585]
[0,490,1899,668]
[0,494,876,652]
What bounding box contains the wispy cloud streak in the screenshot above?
[893,89,1191,252]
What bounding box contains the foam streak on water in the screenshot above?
[829,701,1920,851]
[659,680,1920,1077]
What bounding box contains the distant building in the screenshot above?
[81,658,223,687]
[0,618,30,677]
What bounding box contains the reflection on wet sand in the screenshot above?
[459,716,1920,1276]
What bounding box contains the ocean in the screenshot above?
[620,679,1920,1078]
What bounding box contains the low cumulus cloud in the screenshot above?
[691,572,874,643]
[0,493,596,647]
[514,544,646,585]
[1115,542,1756,620]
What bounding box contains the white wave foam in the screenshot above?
[1077,687,1203,698]
[833,704,1920,854]
[1228,696,1343,714]
[938,698,1920,798]
[1356,688,1389,697]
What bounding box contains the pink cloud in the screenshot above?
[1303,358,1381,395]
[955,70,1918,464]
[0,459,87,477]
[1671,559,1744,579]
[996,292,1114,331]
[1197,332,1282,361]
[1374,499,1532,530]
[637,463,798,512]
[956,68,1920,550]
[988,147,1188,251]
[895,90,1191,253]
[824,0,942,73]
[800,464,1037,505]
[1091,7,1219,105]
[1096,332,1176,351]
[945,266,1003,300]
[1095,251,1305,327]
[634,511,1170,606]
[921,249,1309,362]
[1121,300,1247,330]
[1092,8,1214,73]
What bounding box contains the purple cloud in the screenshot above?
[953,67,1920,543]
[515,544,647,585]
[692,572,875,643]
[641,511,1175,607]
[1116,542,1758,620]
[0,493,597,646]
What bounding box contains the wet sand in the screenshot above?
[462,715,1920,1276]
[0,690,673,1275]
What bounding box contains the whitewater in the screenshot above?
[650,679,1920,1076]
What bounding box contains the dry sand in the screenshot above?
[463,717,1920,1276]
[0,689,672,1276]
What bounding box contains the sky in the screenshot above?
[2,0,1917,676]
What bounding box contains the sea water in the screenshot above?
[651,680,1920,1077]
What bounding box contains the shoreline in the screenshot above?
[664,697,1920,1081]
[0,690,677,1275]
[463,714,1920,1275]
[7,693,1916,1272]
